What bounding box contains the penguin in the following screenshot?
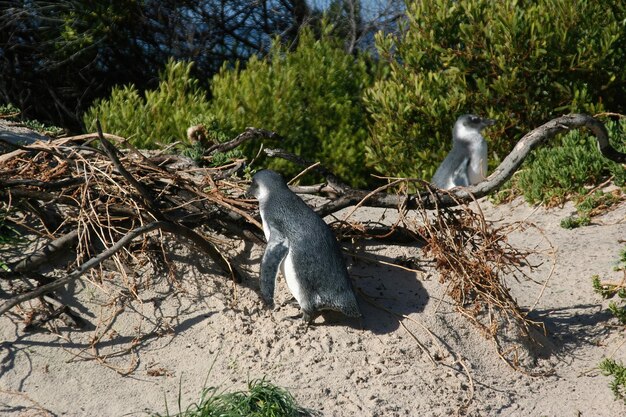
[431,114,495,189]
[247,169,361,323]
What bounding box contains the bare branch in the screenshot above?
[156,222,240,283]
[96,120,164,220]
[264,147,349,192]
[206,127,284,155]
[0,219,241,316]
[95,121,241,280]
[11,230,79,273]
[1,188,79,206]
[0,222,164,316]
[477,113,626,190]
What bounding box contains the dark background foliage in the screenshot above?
[0,0,401,131]
[1,0,625,194]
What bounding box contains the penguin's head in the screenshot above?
[458,114,496,131]
[452,114,496,140]
[247,169,287,201]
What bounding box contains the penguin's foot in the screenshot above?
[302,310,323,325]
[282,312,305,322]
[281,312,317,327]
[279,298,299,308]
[302,312,313,324]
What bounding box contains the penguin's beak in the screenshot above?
[482,118,496,127]
[245,182,257,200]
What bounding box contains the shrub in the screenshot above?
[512,118,626,206]
[83,59,211,149]
[209,24,373,186]
[600,358,626,403]
[365,0,626,181]
[0,103,20,116]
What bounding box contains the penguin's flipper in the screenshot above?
[450,157,470,187]
[260,235,289,307]
[432,149,469,189]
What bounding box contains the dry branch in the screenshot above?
[0,221,164,316]
[154,221,240,283]
[11,230,78,272]
[412,189,549,370]
[264,148,349,193]
[1,124,253,321]
[2,188,78,206]
[96,121,163,220]
[0,217,245,316]
[205,127,283,154]
[94,120,240,280]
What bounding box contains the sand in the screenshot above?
[1,195,626,417]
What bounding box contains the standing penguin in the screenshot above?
[431,114,495,189]
[248,169,360,323]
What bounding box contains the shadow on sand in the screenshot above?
[338,241,429,335]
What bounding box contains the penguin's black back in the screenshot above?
[252,170,360,316]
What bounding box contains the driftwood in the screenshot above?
[0,119,48,145]
[12,230,79,272]
[205,126,283,154]
[0,112,623,329]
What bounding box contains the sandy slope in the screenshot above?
[1,196,625,417]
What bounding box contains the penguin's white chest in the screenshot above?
[259,211,271,241]
[467,141,488,184]
[281,252,305,306]
[257,189,272,241]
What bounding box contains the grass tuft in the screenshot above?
[155,378,318,417]
[0,103,20,116]
[560,215,591,229]
[0,103,64,136]
[560,190,622,229]
[20,119,65,137]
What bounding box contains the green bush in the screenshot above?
[209,24,373,186]
[600,358,626,403]
[0,103,19,116]
[365,0,626,181]
[83,59,211,149]
[512,118,626,205]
